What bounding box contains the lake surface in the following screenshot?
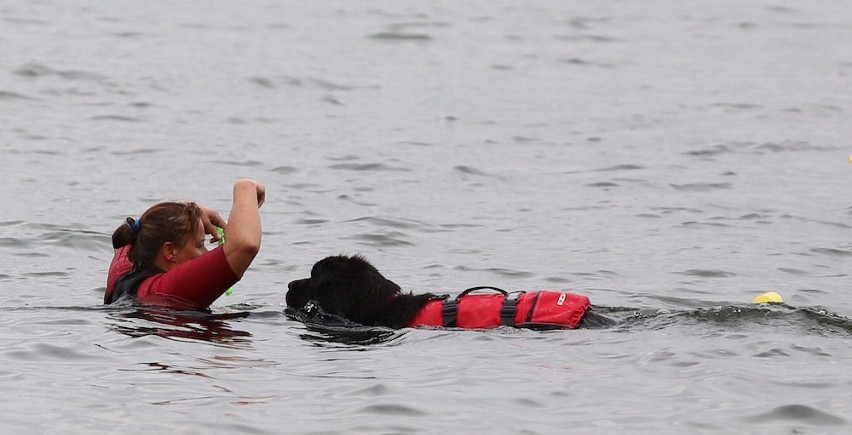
[2,1,851,433]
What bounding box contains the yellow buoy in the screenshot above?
[752,291,784,304]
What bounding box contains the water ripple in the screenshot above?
[593,164,645,172]
[345,216,432,231]
[270,165,298,174]
[90,114,145,122]
[0,90,37,100]
[778,267,845,278]
[678,269,736,278]
[453,266,535,279]
[14,62,109,82]
[210,160,264,167]
[110,147,163,155]
[344,232,414,247]
[4,342,102,362]
[453,165,492,176]
[744,404,847,426]
[367,32,433,41]
[670,182,732,192]
[329,163,411,172]
[810,247,852,257]
[353,403,429,416]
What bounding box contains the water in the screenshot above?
[2,1,852,433]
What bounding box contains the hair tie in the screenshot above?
[125,218,141,232]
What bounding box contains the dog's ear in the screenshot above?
[338,255,402,324]
[305,255,362,318]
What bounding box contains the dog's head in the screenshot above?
[286,255,402,324]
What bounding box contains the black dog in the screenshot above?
[287,255,615,329]
[286,255,434,329]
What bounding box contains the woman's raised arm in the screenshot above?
[223,179,265,277]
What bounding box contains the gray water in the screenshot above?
[2,1,852,433]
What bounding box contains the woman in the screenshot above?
[105,179,265,311]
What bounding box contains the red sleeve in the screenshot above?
[105,245,133,303]
[136,246,240,311]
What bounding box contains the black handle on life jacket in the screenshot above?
[456,286,508,300]
[450,286,518,327]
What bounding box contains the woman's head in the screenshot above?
[112,202,206,270]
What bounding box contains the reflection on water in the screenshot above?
[107,308,253,346]
[141,361,215,379]
[285,304,401,346]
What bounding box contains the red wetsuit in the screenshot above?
[105,245,239,311]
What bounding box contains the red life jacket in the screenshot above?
[409,287,591,330]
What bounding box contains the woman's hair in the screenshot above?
[112,202,202,269]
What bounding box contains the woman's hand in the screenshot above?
[197,204,227,243]
[230,179,265,208]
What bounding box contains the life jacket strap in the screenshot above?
[500,296,519,327]
[445,287,508,328]
[441,289,521,328]
[441,299,458,327]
